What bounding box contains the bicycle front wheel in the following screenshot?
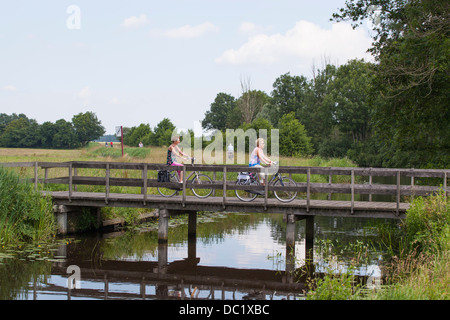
[157,172,179,197]
[273,176,297,202]
[191,174,213,198]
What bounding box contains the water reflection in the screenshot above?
[0,212,394,300]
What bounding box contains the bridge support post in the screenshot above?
[305,216,314,266]
[285,214,296,283]
[188,211,197,239]
[158,209,169,243]
[53,205,101,235]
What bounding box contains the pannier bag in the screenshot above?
[157,170,170,182]
[237,172,251,184]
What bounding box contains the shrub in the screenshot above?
[0,167,55,244]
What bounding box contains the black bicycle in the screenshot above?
[157,157,213,198]
[235,163,297,202]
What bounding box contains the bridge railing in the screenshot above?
[1,161,448,213]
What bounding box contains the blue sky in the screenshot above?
[0,1,375,135]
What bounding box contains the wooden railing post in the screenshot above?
[143,164,147,205]
[105,163,110,204]
[182,166,186,207]
[68,163,73,202]
[222,166,227,209]
[264,169,268,211]
[306,168,310,213]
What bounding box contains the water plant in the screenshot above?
[0,167,55,244]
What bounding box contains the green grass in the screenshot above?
[306,191,450,300]
[0,167,55,245]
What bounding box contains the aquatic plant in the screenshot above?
[0,167,55,244]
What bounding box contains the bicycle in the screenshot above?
[157,157,213,198]
[235,163,297,202]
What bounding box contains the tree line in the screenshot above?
[0,112,105,149]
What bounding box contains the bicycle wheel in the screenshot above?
[273,176,297,202]
[157,172,179,197]
[235,181,258,202]
[191,174,213,198]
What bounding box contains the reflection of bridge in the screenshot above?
[31,238,308,300]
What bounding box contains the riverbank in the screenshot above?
[306,190,449,300]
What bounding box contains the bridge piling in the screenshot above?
[158,209,170,243]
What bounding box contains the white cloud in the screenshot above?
[121,14,149,29]
[78,86,91,102]
[239,22,272,35]
[216,20,373,67]
[2,85,18,91]
[150,22,218,39]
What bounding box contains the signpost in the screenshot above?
[115,126,124,157]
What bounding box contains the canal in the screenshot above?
[0,211,396,300]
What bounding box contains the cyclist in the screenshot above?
[249,138,274,185]
[167,136,190,183]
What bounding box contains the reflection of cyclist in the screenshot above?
[167,136,190,182]
[249,138,273,185]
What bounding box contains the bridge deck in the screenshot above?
[48,191,409,219]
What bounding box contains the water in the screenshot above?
[0,212,394,300]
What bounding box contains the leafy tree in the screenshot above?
[0,117,40,148]
[39,121,57,148]
[152,118,176,146]
[202,93,237,131]
[269,73,310,126]
[332,0,450,168]
[304,63,337,151]
[123,123,152,147]
[52,119,79,149]
[279,112,313,157]
[71,111,105,147]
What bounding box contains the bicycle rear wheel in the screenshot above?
[273,176,297,202]
[157,172,179,197]
[191,174,213,198]
[235,182,258,202]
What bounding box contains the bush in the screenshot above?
[403,189,449,254]
[0,167,55,244]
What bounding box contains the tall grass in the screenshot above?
[0,167,55,244]
[306,191,449,300]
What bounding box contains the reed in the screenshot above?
[0,167,55,245]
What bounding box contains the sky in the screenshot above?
[0,0,376,135]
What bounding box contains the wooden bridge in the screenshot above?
[1,161,448,244]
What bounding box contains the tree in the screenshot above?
[328,59,374,144]
[0,117,40,148]
[332,0,450,168]
[238,77,270,124]
[39,121,57,148]
[71,111,105,147]
[269,73,310,126]
[52,119,79,149]
[202,93,237,131]
[279,112,313,157]
[152,118,176,146]
[123,123,152,147]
